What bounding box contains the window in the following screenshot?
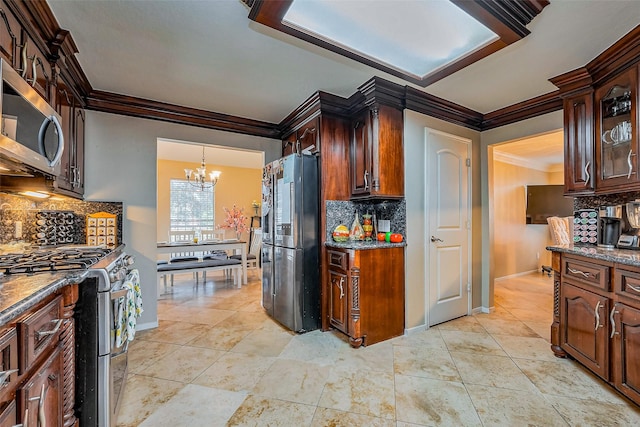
[169,179,214,233]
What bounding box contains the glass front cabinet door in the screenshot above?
[596,66,638,191]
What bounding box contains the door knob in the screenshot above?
[430,236,443,243]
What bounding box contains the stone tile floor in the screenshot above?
[118,271,640,426]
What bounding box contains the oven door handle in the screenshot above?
[112,339,129,358]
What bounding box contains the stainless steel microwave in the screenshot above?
[0,58,64,177]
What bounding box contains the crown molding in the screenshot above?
[85,90,281,139]
[493,150,562,173]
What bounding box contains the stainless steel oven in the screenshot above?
[76,247,135,427]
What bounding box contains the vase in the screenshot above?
[236,231,242,240]
[362,214,373,240]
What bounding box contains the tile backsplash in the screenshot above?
[326,199,406,241]
[574,191,640,210]
[0,194,123,246]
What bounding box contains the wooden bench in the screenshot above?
[157,258,242,293]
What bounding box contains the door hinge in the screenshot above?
[467,283,471,293]
[466,158,471,167]
[466,220,471,229]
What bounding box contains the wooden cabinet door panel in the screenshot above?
[612,302,640,403]
[19,346,62,427]
[350,110,371,196]
[55,81,74,191]
[328,270,348,333]
[73,108,85,194]
[595,66,639,192]
[297,118,319,154]
[564,92,595,194]
[0,6,19,68]
[560,282,609,379]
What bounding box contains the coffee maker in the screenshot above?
[618,200,640,249]
[598,205,623,248]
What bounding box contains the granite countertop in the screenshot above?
[0,270,89,325]
[325,240,406,250]
[547,244,640,268]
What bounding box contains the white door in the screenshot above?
[426,129,471,326]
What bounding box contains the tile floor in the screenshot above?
[118,271,640,426]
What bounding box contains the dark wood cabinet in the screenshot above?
[551,251,640,406]
[328,269,348,333]
[18,31,52,103]
[18,346,62,427]
[55,76,85,197]
[0,285,78,427]
[350,105,404,199]
[0,5,19,68]
[326,246,404,347]
[560,282,609,379]
[563,91,595,194]
[282,117,319,157]
[611,302,640,403]
[595,66,638,192]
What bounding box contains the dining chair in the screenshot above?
[200,229,225,241]
[166,230,199,285]
[230,228,261,273]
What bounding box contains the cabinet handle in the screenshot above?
[0,368,18,387]
[567,267,590,278]
[594,301,603,331]
[20,40,28,78]
[628,149,634,179]
[364,170,369,190]
[610,306,619,338]
[17,408,28,427]
[30,56,37,87]
[584,161,591,186]
[36,319,63,338]
[337,277,344,299]
[628,284,640,293]
[38,384,46,427]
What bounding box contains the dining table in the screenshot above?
[157,239,248,285]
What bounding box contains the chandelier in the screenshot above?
[184,146,221,190]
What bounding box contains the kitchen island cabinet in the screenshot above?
[326,245,405,347]
[0,273,81,427]
[548,246,640,406]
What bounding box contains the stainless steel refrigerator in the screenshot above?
[261,153,320,332]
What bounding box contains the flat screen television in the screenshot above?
[525,185,574,224]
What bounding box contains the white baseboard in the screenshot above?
[495,270,539,281]
[136,320,159,331]
[404,324,428,335]
[472,306,493,314]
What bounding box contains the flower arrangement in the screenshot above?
[218,205,249,239]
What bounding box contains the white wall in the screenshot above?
[404,110,481,330]
[84,111,281,327]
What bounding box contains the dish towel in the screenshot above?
[114,269,144,347]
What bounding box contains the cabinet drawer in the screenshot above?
[18,296,63,372]
[615,268,640,305]
[562,257,610,291]
[328,250,348,272]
